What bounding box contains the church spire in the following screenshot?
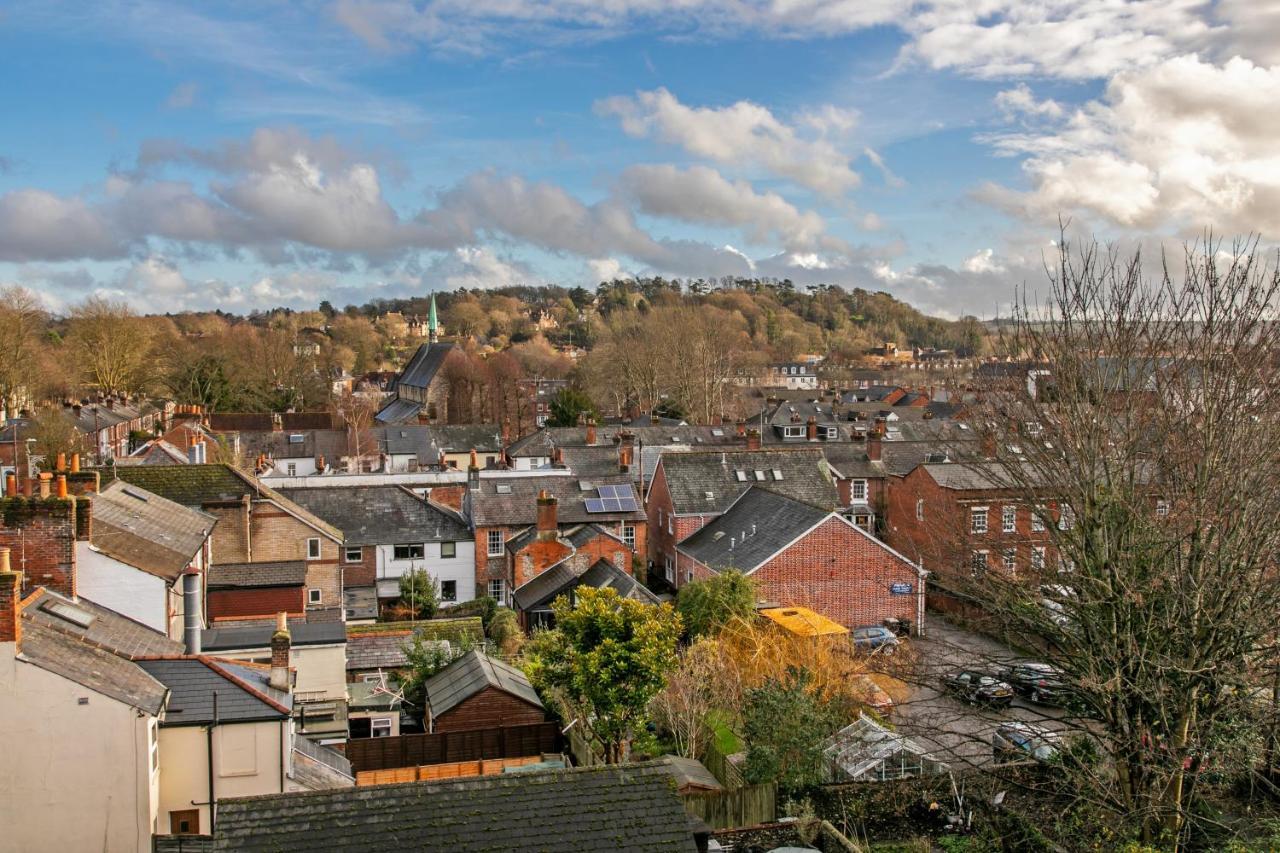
[428,293,439,343]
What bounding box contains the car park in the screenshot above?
[942,670,1015,706]
[992,722,1060,762]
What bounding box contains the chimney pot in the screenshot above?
[56,475,67,499]
[70,453,80,474]
[38,473,51,499]
[56,452,66,472]
[0,559,22,647]
[4,473,15,497]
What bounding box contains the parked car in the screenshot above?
[1040,584,1076,629]
[993,722,1060,762]
[942,670,1014,706]
[851,625,899,654]
[997,662,1068,704]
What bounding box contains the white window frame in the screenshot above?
[915,498,924,521]
[1155,499,1169,517]
[1002,505,1017,533]
[371,717,393,738]
[1002,548,1017,572]
[622,524,636,549]
[487,529,505,556]
[783,426,802,438]
[971,550,988,575]
[487,578,506,603]
[306,538,322,560]
[825,426,839,439]
[970,506,989,535]
[1031,546,1046,572]
[1058,504,1075,530]
[1031,505,1046,532]
[308,588,322,605]
[440,541,457,559]
[344,546,362,563]
[851,479,868,502]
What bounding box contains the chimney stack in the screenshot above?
[585,419,597,446]
[874,416,888,437]
[806,416,818,441]
[867,431,883,462]
[617,430,634,473]
[271,413,283,432]
[182,569,202,655]
[270,612,291,692]
[735,419,746,439]
[981,428,998,460]
[467,449,481,489]
[746,429,761,451]
[0,549,21,647]
[536,490,558,541]
[551,446,565,468]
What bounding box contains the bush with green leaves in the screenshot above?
[742,666,842,792]
[676,570,756,638]
[398,567,439,619]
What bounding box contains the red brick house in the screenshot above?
[466,473,645,607]
[646,447,839,588]
[675,487,926,632]
[884,461,1064,583]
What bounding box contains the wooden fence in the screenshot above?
[682,783,777,830]
[356,755,549,786]
[701,739,746,790]
[345,722,562,773]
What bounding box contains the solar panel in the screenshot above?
[584,498,607,513]
[618,498,638,511]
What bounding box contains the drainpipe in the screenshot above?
[207,691,218,835]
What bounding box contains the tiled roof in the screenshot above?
[237,429,348,462]
[469,475,645,527]
[396,342,454,390]
[207,412,337,432]
[505,425,738,458]
[112,464,343,541]
[347,617,484,646]
[656,447,838,515]
[206,561,307,589]
[677,487,830,574]
[136,657,292,726]
[425,649,543,718]
[658,755,722,793]
[205,762,696,852]
[345,633,416,671]
[202,619,346,651]
[19,620,169,715]
[280,486,469,546]
[90,480,216,581]
[23,589,184,658]
[378,424,503,455]
[514,558,658,612]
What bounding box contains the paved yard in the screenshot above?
[882,616,1077,769]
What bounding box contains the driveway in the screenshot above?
[883,616,1075,769]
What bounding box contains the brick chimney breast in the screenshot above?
[0,548,22,646]
[270,611,291,692]
[536,489,558,541]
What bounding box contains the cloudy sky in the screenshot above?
[1,0,1277,317]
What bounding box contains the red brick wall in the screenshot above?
[343,545,376,588]
[0,497,77,598]
[646,463,711,586]
[750,516,920,629]
[208,586,305,620]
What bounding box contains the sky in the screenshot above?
[1,0,1278,318]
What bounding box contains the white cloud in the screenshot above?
[617,164,836,251]
[597,88,861,196]
[980,55,1280,237]
[123,257,189,296]
[994,83,1064,121]
[0,190,121,262]
[961,248,1004,274]
[862,147,905,188]
[587,257,629,282]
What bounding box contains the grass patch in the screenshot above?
[706,708,743,754]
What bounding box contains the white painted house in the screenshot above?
[77,480,216,640]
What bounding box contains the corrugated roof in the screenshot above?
[205,762,697,852]
[19,620,169,714]
[677,488,830,574]
[280,486,469,546]
[425,649,543,719]
[90,480,216,581]
[137,658,292,726]
[760,606,849,637]
[374,397,422,424]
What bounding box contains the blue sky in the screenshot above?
[0,1,1275,317]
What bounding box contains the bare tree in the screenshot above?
[0,287,45,415]
[969,236,1280,848]
[336,390,379,472]
[66,297,154,396]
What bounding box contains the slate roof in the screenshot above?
[136,658,292,726]
[373,397,422,424]
[238,429,348,462]
[469,475,646,527]
[425,649,543,719]
[205,761,696,852]
[23,589,184,658]
[514,558,660,612]
[89,480,216,581]
[19,620,169,714]
[378,424,503,455]
[202,619,346,652]
[658,756,723,793]
[505,424,738,458]
[922,462,1022,491]
[207,412,337,432]
[655,447,838,515]
[206,561,307,590]
[280,486,469,546]
[345,633,418,671]
[677,487,831,574]
[396,342,455,391]
[112,464,343,541]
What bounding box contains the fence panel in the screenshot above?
[346,722,561,773]
[682,783,777,830]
